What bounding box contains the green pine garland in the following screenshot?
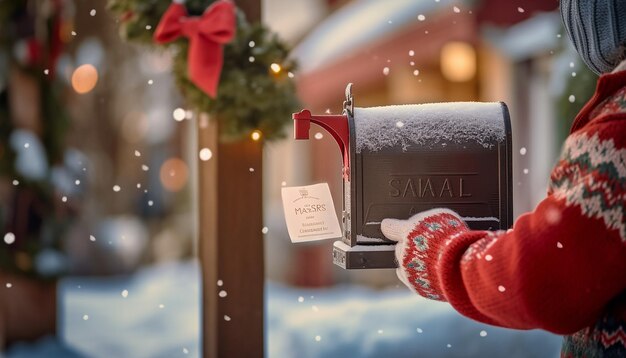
[108,0,300,140]
[0,1,73,279]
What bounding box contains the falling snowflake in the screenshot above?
[447,344,452,348]
[199,148,213,161]
[261,227,269,234]
[183,348,189,354]
[416,328,423,333]
[75,179,81,185]
[413,69,420,76]
[83,314,89,321]
[569,62,575,68]
[62,196,68,202]
[5,283,12,288]
[89,9,96,16]
[383,67,390,76]
[159,304,165,309]
[148,79,154,85]
[172,108,186,121]
[134,150,141,157]
[396,121,404,128]
[249,41,255,47]
[113,185,121,192]
[557,242,564,249]
[224,315,231,321]
[572,72,577,77]
[142,165,149,171]
[523,168,529,175]
[519,147,527,155]
[485,254,493,261]
[71,31,77,36]
[298,296,304,303]
[480,330,488,337]
[89,235,96,242]
[121,290,129,298]
[219,290,227,298]
[569,95,576,103]
[24,143,30,148]
[281,181,287,186]
[314,132,324,140]
[288,72,295,78]
[498,285,506,292]
[249,167,255,172]
[453,6,460,13]
[517,7,525,13]
[417,14,426,21]
[315,335,322,342]
[378,329,384,334]
[44,69,49,75]
[4,232,15,245]
[12,180,18,186]
[249,56,255,63]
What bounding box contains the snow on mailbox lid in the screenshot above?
[354,102,506,152]
[293,84,512,269]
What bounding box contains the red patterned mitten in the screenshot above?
[381,208,469,301]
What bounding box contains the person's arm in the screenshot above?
[381,123,626,335]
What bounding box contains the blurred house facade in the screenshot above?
[263,0,579,287]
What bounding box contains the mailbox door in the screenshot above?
[356,143,508,244]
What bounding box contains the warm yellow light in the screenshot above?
[71,64,98,94]
[159,158,189,192]
[440,42,476,82]
[251,130,262,141]
[270,63,282,73]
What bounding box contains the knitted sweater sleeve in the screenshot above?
[389,122,626,335]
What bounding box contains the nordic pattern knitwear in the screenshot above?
[390,70,626,358]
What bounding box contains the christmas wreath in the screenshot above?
[108,0,300,141]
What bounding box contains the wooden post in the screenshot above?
[199,2,263,357]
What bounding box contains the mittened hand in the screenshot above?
[381,208,469,300]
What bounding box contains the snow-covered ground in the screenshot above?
[5,261,562,357]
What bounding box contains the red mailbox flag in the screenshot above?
[154,0,236,98]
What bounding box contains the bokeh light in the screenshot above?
[159,158,189,192]
[440,42,476,82]
[270,63,282,73]
[71,64,98,94]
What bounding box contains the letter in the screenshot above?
[320,204,326,211]
[440,178,454,197]
[403,179,417,198]
[389,179,401,197]
[422,178,435,197]
[295,208,302,215]
[459,178,472,197]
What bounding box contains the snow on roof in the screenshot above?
[354,102,507,153]
[292,0,469,73]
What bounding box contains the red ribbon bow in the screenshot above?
[154,0,236,98]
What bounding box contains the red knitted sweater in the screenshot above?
[388,71,626,357]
